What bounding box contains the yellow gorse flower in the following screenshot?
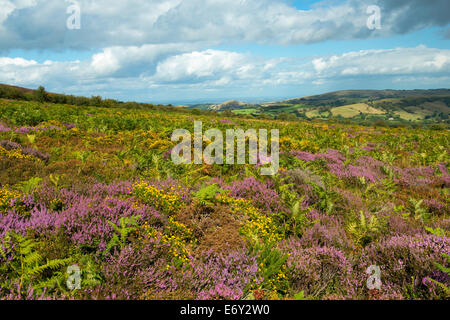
[140,217,196,267]
[132,182,183,213]
[0,146,39,161]
[217,195,281,244]
[0,187,23,214]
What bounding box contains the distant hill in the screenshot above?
[0,83,36,94]
[210,100,248,111]
[189,100,253,111]
[269,89,450,107]
[200,89,450,124]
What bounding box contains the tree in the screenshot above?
[91,95,102,107]
[35,86,48,102]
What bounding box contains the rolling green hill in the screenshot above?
[188,89,450,126]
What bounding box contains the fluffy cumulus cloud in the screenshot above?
[311,46,450,77]
[152,49,278,85]
[0,0,449,50]
[1,45,449,101]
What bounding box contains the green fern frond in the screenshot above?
[0,231,71,296]
[103,215,142,256]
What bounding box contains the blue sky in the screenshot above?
[0,0,449,104]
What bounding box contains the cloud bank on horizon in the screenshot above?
[0,0,449,103]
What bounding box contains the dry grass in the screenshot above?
[175,203,247,255]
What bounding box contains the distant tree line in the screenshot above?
[0,84,227,117]
[0,85,159,110]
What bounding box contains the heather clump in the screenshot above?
[299,210,355,251]
[219,177,286,213]
[182,250,260,300]
[280,239,358,299]
[360,234,450,299]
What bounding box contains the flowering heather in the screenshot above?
[282,168,324,189]
[360,234,450,299]
[0,123,10,132]
[290,150,317,162]
[77,245,259,300]
[0,183,162,250]
[182,250,260,300]
[300,210,355,251]
[360,146,375,152]
[280,239,358,299]
[290,149,346,164]
[437,163,450,187]
[14,125,60,134]
[393,165,435,186]
[291,149,386,182]
[0,140,22,150]
[423,270,450,297]
[62,123,76,130]
[92,243,174,299]
[328,157,384,183]
[424,199,447,216]
[214,177,286,213]
[3,285,61,300]
[0,121,75,135]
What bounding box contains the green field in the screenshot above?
[331,103,385,118]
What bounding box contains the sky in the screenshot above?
[0,0,449,104]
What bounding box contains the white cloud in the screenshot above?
[1,45,450,101]
[90,49,120,75]
[1,0,449,50]
[154,50,249,82]
[0,57,38,67]
[310,46,450,78]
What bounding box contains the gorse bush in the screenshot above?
[133,182,183,214]
[140,213,196,268]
